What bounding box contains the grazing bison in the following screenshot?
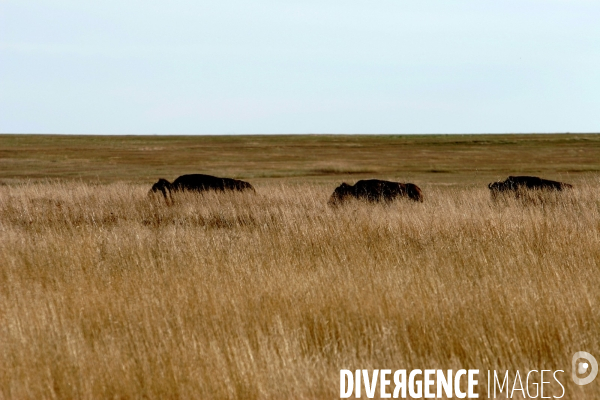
[328,179,423,205]
[150,174,255,200]
[488,176,573,198]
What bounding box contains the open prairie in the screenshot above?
[1,133,600,185]
[0,134,599,399]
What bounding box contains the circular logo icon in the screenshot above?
[572,351,598,385]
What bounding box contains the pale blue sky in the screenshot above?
[1,0,599,134]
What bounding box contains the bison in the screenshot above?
[328,179,423,205]
[149,174,255,201]
[488,176,573,199]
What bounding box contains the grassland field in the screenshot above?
[1,133,599,185]
[0,134,599,399]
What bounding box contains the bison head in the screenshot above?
[488,179,513,201]
[488,181,507,191]
[149,178,172,199]
[234,180,256,192]
[405,183,424,202]
[328,182,354,206]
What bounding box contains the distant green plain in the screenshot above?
[1,134,599,186]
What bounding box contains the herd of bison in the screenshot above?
[149,174,573,204]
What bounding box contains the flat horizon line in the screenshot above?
[1,132,599,137]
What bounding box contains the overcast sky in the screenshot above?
[1,0,599,134]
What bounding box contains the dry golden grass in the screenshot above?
[1,180,599,399]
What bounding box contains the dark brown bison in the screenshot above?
[488,176,573,198]
[150,174,255,200]
[328,179,423,205]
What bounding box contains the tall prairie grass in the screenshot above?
[0,181,599,399]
